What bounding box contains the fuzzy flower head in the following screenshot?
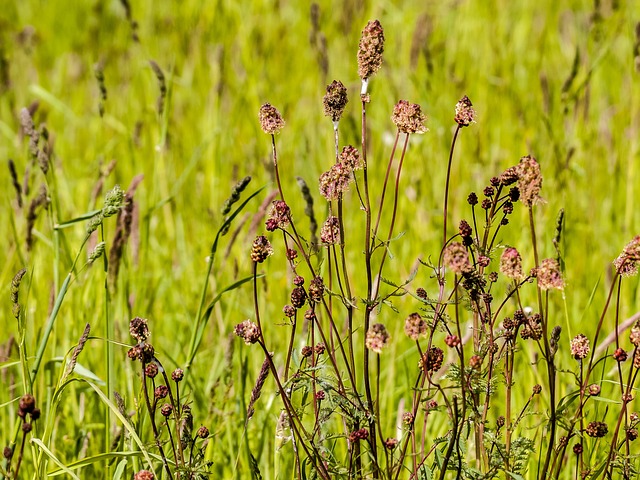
[134,470,154,480]
[319,162,352,201]
[443,242,473,275]
[339,145,362,170]
[613,235,640,277]
[537,258,565,290]
[454,95,476,127]
[365,323,390,353]
[323,80,348,122]
[516,155,543,207]
[266,200,291,232]
[234,320,260,345]
[391,100,428,134]
[570,334,590,360]
[251,235,273,263]
[500,247,524,281]
[258,103,285,134]
[357,20,385,81]
[404,312,427,340]
[320,215,340,244]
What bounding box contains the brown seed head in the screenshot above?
[454,95,476,126]
[420,347,444,373]
[323,80,348,122]
[251,235,273,263]
[631,321,640,346]
[357,20,385,80]
[391,100,427,134]
[339,145,362,170]
[129,317,150,342]
[265,200,291,232]
[197,425,209,439]
[258,103,285,134]
[585,421,608,438]
[171,368,184,382]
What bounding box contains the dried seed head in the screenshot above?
[537,258,565,290]
[365,323,390,353]
[570,334,590,360]
[18,394,36,417]
[533,384,542,395]
[499,166,519,186]
[613,235,640,277]
[585,421,608,438]
[391,100,428,134]
[266,200,291,232]
[469,354,482,370]
[145,363,159,378]
[627,428,638,441]
[320,215,341,244]
[516,155,543,207]
[196,425,209,439]
[384,438,398,449]
[573,444,583,455]
[308,276,324,303]
[283,305,295,317]
[404,312,427,340]
[454,95,476,126]
[459,220,472,237]
[291,286,307,309]
[161,403,173,417]
[259,103,285,134]
[500,247,524,281]
[234,320,260,345]
[154,385,169,399]
[171,368,184,382]
[443,242,473,274]
[357,20,384,81]
[251,235,273,263]
[129,317,150,342]
[349,428,369,442]
[323,80,348,122]
[520,314,543,341]
[420,347,444,373]
[614,348,628,362]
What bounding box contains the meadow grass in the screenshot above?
[1,0,639,479]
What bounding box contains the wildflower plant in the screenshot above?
[233,18,640,480]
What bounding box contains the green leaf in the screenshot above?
[31,437,80,479]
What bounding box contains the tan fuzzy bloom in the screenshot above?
[259,103,285,134]
[365,323,390,353]
[234,320,260,345]
[404,312,427,340]
[338,145,362,170]
[613,235,640,277]
[357,20,385,80]
[454,95,476,127]
[320,215,341,244]
[443,242,473,274]
[537,258,565,290]
[516,155,543,207]
[570,334,590,360]
[391,100,428,134]
[500,247,524,280]
[323,80,348,122]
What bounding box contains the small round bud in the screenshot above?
[196,426,209,439]
[161,403,173,417]
[171,368,184,382]
[154,385,169,399]
[145,363,159,378]
[532,384,542,395]
[588,384,601,396]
